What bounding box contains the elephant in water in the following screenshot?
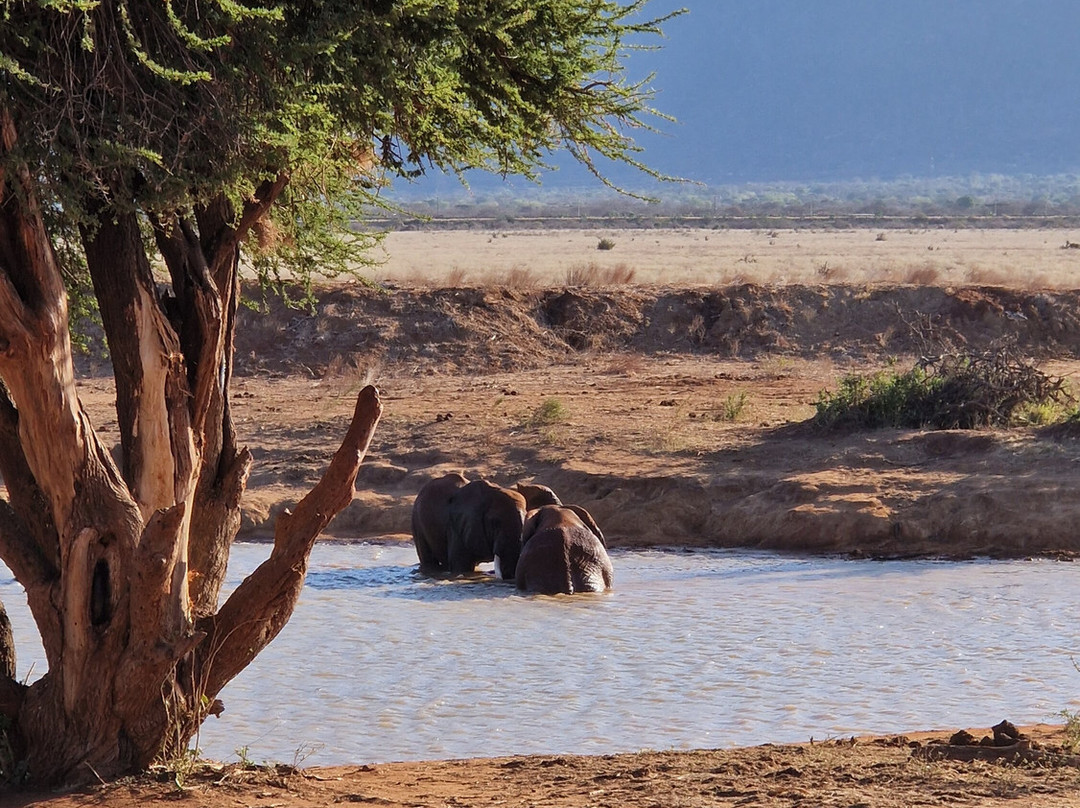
[411,475,527,579]
[515,504,613,595]
[446,480,527,579]
[515,482,606,547]
[411,472,469,573]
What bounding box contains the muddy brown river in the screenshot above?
[4,542,1079,766]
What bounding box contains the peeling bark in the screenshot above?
[0,112,374,785]
[83,208,198,519]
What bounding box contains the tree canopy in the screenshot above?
[3,0,674,285]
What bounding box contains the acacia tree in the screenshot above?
[0,0,675,787]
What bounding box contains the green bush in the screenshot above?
[713,392,749,422]
[523,397,569,427]
[814,345,1071,430]
[814,368,942,429]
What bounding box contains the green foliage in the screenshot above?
[234,745,254,769]
[1,0,682,293]
[523,397,569,427]
[713,391,748,422]
[597,237,616,250]
[1013,399,1074,426]
[814,346,1072,430]
[1060,709,1080,753]
[157,746,201,791]
[815,368,941,430]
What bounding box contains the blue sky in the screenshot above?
[403,1,1080,195]
[635,0,1080,184]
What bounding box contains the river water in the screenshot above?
[3,542,1080,767]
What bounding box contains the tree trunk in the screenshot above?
[0,110,381,785]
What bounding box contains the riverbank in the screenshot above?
[18,723,1080,808]
[47,231,1080,806]
[74,280,1080,559]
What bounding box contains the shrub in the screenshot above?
[712,392,748,422]
[597,237,616,251]
[814,342,1071,430]
[565,261,636,286]
[1060,709,1080,753]
[523,397,569,427]
[814,367,941,429]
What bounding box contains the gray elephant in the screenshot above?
[515,504,613,595]
[446,480,527,579]
[515,482,606,547]
[411,471,469,573]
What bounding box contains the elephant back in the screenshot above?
[516,482,562,509]
[517,505,613,595]
[411,471,469,571]
[446,480,526,578]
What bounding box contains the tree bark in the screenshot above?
[0,109,381,785]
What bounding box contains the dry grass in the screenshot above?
[368,228,1080,289]
[564,261,636,286]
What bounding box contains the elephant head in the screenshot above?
[516,504,613,595]
[516,482,561,508]
[411,471,469,572]
[446,479,527,579]
[516,481,606,547]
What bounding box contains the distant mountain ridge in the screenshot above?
[396,0,1080,196]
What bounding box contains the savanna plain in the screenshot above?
[29,227,1080,807]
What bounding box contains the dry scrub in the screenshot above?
[369,227,1080,289]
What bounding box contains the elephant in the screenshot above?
[446,480,527,579]
[515,482,606,547]
[515,505,613,595]
[411,471,469,572]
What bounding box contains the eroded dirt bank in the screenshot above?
[234,282,1080,375]
[168,282,1080,559]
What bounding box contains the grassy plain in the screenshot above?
[372,226,1080,288]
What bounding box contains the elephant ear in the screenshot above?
[521,507,547,546]
[568,504,606,547]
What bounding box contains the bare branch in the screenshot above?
[196,385,382,698]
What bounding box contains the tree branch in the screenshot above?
[83,207,198,518]
[0,110,85,539]
[196,385,382,698]
[151,209,244,617]
[0,108,67,315]
[207,173,290,280]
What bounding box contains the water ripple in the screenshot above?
[3,542,1079,767]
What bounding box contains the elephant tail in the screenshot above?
[563,540,576,594]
